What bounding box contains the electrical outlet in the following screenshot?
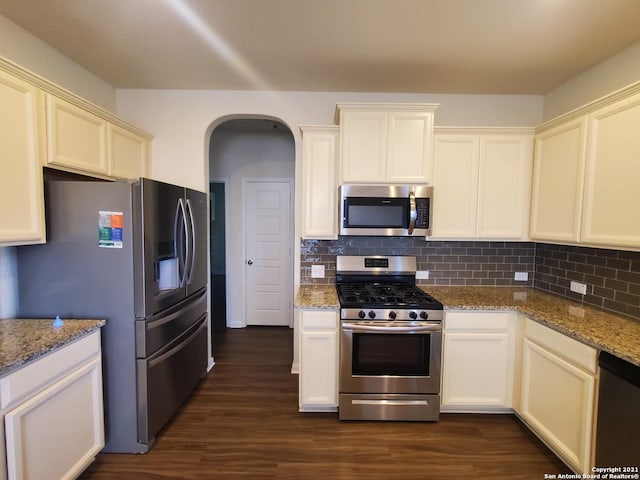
[514,272,529,281]
[570,281,587,295]
[311,265,325,278]
[416,270,430,280]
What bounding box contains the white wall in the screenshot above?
[117,89,543,192]
[543,40,640,121]
[0,15,117,111]
[210,126,295,327]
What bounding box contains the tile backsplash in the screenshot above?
[534,243,640,319]
[301,238,640,321]
[300,238,535,287]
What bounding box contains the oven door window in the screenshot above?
[352,333,430,376]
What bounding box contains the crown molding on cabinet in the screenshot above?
[537,81,640,133]
[0,55,153,140]
[434,126,535,136]
[334,102,440,124]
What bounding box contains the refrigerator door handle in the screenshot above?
[185,198,196,285]
[175,198,187,287]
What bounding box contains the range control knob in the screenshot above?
[388,311,397,320]
[409,311,418,320]
[420,311,429,320]
[358,310,366,319]
[368,310,376,319]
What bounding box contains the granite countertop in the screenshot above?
[294,285,339,309]
[0,318,105,377]
[295,284,640,367]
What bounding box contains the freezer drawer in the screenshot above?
[137,315,207,446]
[135,289,206,358]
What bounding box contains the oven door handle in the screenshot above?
[341,321,442,333]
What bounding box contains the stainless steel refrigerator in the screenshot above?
[16,178,209,453]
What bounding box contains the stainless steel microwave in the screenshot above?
[339,184,433,237]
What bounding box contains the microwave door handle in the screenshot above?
[408,191,417,234]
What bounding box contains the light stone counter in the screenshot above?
[294,285,339,309]
[0,318,105,377]
[295,284,640,367]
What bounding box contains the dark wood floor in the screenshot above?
[80,326,570,479]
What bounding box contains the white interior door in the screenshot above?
[244,180,292,326]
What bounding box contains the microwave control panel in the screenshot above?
[415,198,430,228]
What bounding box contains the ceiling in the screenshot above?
[2,0,640,95]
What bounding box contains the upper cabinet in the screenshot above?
[432,129,533,239]
[336,103,439,184]
[0,69,46,246]
[0,58,153,247]
[108,123,149,179]
[300,126,339,239]
[46,94,150,180]
[531,86,640,249]
[46,94,109,175]
[530,118,587,243]
[581,92,640,248]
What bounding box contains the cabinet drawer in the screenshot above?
[300,309,338,330]
[445,311,511,332]
[524,319,596,373]
[0,331,101,410]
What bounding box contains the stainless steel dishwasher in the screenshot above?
[595,351,640,467]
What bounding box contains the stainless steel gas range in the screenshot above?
[336,256,443,421]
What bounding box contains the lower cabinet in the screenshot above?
[298,309,339,412]
[441,311,518,412]
[518,319,597,474]
[1,331,104,480]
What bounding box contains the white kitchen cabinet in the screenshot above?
[519,319,596,474]
[108,123,149,179]
[300,126,339,239]
[530,117,588,243]
[432,130,533,239]
[336,103,439,183]
[1,331,104,480]
[0,69,46,246]
[581,91,640,248]
[298,309,339,412]
[45,94,109,176]
[441,311,517,412]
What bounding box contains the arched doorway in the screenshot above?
[208,117,295,341]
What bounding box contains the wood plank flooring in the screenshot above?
[80,326,571,479]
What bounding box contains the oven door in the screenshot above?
[340,321,442,395]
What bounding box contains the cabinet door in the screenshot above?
[387,111,434,182]
[46,94,108,175]
[0,70,46,246]
[520,338,595,474]
[301,126,338,239]
[582,93,640,248]
[108,124,148,179]
[530,118,587,243]
[4,358,104,480]
[442,311,515,411]
[476,135,532,239]
[442,332,512,409]
[340,110,387,182]
[299,310,338,411]
[432,134,479,237]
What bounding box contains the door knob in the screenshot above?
[247,260,253,265]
